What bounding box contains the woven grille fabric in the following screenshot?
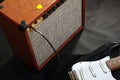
[28,0,82,66]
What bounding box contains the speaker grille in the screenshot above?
[28,0,82,66]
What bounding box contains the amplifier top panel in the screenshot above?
[0,0,60,24]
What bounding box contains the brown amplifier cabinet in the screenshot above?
[0,0,85,70]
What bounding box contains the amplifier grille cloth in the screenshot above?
[28,0,82,66]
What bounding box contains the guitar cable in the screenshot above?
[14,26,63,80]
[30,27,61,64]
[30,27,63,80]
[30,27,56,52]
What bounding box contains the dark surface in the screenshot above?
[0,0,120,80]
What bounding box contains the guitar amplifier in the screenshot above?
[0,0,85,70]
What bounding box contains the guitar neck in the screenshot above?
[106,56,120,70]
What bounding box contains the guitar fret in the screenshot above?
[99,61,107,73]
[89,64,97,77]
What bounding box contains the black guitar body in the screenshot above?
[56,42,120,80]
[76,42,120,80]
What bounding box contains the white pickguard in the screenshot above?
[71,56,116,80]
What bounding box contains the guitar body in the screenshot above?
[68,42,120,80]
[71,56,116,80]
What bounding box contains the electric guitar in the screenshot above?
[68,56,120,80]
